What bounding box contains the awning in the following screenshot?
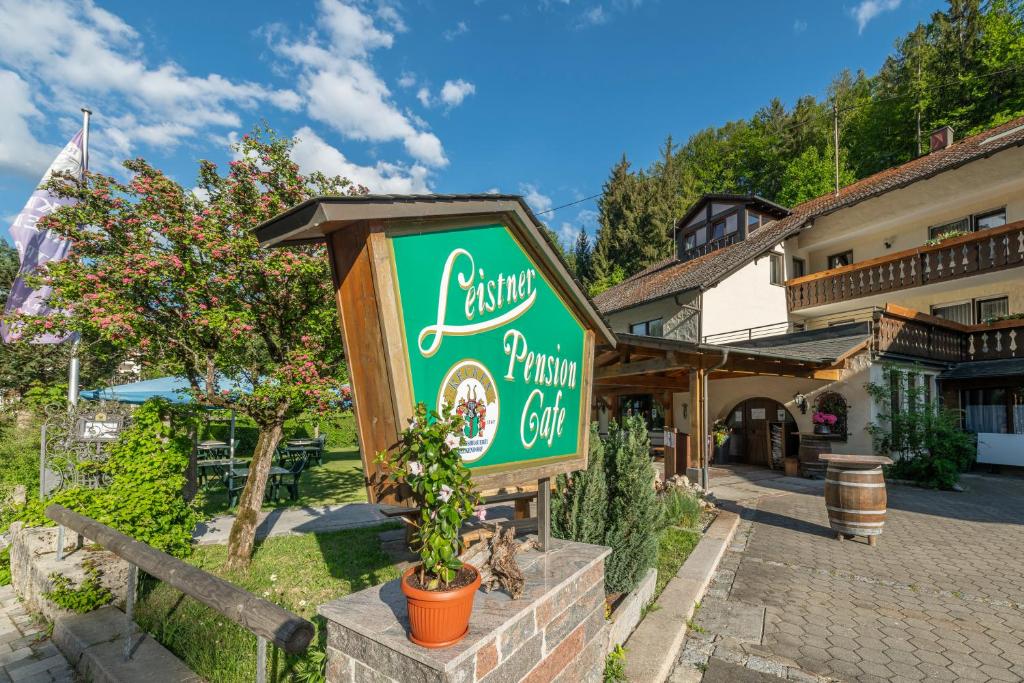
[939,358,1024,381]
[79,376,252,405]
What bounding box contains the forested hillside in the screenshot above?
[575,0,1024,294]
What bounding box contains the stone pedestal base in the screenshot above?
[319,538,610,683]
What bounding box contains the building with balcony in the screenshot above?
[593,116,1024,471]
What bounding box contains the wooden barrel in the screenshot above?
[824,463,887,541]
[798,435,832,463]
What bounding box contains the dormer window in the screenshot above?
[674,194,790,262]
[711,220,725,241]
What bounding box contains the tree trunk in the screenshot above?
[225,420,285,570]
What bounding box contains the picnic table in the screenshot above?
[279,437,325,467]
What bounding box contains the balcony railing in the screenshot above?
[873,305,1023,364]
[680,232,741,263]
[787,220,1024,312]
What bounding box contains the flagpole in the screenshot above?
[67,108,91,410]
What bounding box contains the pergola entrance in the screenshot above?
[593,333,845,484]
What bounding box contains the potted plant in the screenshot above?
[711,420,731,447]
[812,411,838,435]
[377,402,483,648]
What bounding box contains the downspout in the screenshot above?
[702,348,729,492]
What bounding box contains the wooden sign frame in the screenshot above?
[258,196,614,504]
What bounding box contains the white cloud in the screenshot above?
[291,126,430,193]
[0,0,299,173]
[397,71,416,88]
[416,87,433,108]
[557,208,598,247]
[439,79,476,109]
[443,20,469,41]
[0,69,60,178]
[793,19,807,34]
[851,0,900,33]
[377,4,407,33]
[520,183,553,217]
[577,5,608,27]
[268,0,448,167]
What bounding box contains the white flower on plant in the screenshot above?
[408,461,423,476]
[263,590,270,597]
[270,574,277,582]
[444,433,461,451]
[474,505,487,521]
[409,418,419,429]
[438,484,453,503]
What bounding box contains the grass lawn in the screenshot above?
[654,526,701,597]
[192,444,368,518]
[135,523,400,682]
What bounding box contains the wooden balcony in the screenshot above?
[873,305,1023,364]
[787,220,1024,312]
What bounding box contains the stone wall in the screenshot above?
[8,522,129,623]
[320,538,610,683]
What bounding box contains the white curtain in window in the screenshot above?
[965,405,1007,434]
[1015,405,1024,435]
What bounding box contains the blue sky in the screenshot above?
[0,0,944,246]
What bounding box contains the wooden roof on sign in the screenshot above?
[253,193,616,346]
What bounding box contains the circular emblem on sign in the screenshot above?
[438,360,499,463]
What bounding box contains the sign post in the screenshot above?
[256,196,615,508]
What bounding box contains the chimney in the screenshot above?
[929,126,954,153]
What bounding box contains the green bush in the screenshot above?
[867,365,976,490]
[552,424,607,546]
[605,417,662,594]
[19,399,200,557]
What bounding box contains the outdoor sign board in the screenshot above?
[254,196,613,503]
[389,223,588,475]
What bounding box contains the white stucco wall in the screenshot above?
[603,294,700,342]
[700,247,791,339]
[698,352,876,456]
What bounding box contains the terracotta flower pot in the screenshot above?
[401,564,481,648]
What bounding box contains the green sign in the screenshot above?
[390,224,587,473]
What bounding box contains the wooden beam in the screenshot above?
[595,374,690,390]
[594,350,621,368]
[594,351,700,380]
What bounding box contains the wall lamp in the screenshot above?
[793,393,808,414]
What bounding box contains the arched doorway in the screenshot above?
[717,397,799,468]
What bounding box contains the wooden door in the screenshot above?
[745,399,773,466]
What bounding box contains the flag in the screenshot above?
[1,129,84,344]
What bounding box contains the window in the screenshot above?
[976,296,1009,323]
[725,213,738,234]
[792,257,806,278]
[928,217,970,240]
[769,253,783,285]
[931,301,972,325]
[684,233,696,251]
[827,250,853,269]
[695,227,707,246]
[962,388,1009,434]
[629,318,663,337]
[747,211,761,231]
[974,208,1006,231]
[711,220,726,241]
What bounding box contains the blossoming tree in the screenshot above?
[13,129,364,569]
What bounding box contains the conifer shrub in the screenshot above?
[551,424,607,546]
[553,417,662,594]
[603,415,662,594]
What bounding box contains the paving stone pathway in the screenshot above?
[669,467,1024,683]
[0,586,74,683]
